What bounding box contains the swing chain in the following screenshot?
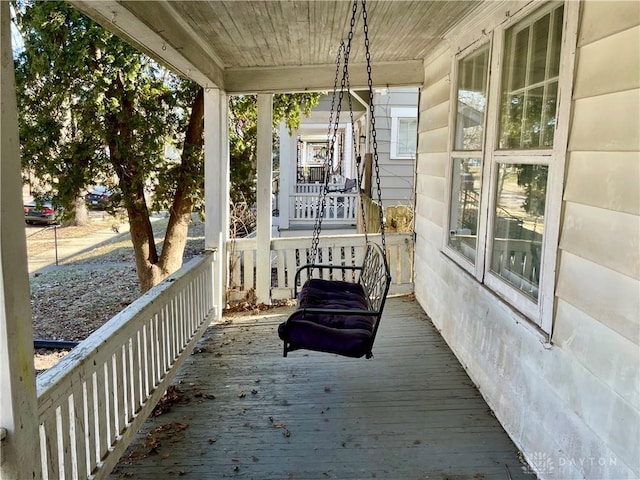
[309,0,359,265]
[342,5,369,248]
[308,41,346,265]
[309,0,387,265]
[362,0,387,257]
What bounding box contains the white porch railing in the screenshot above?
[35,253,217,480]
[491,238,541,298]
[295,183,325,194]
[291,192,358,223]
[227,233,414,301]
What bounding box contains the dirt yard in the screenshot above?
[30,216,206,372]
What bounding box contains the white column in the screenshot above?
[255,94,273,304]
[204,88,229,319]
[344,123,354,180]
[278,122,296,230]
[0,3,41,478]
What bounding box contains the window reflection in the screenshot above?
[499,4,564,149]
[490,164,547,300]
[449,158,482,262]
[397,118,417,156]
[455,44,489,151]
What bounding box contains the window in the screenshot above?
[448,43,489,263]
[490,163,547,301]
[445,1,576,332]
[390,107,417,158]
[499,6,564,149]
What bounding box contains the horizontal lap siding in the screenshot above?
[373,88,419,207]
[564,152,640,215]
[416,61,449,217]
[414,49,450,308]
[560,202,639,280]
[569,90,639,151]
[557,1,640,474]
[413,1,640,478]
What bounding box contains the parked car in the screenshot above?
[24,198,60,225]
[85,186,114,210]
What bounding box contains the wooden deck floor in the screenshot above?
[111,296,535,480]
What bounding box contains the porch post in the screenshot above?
[0,2,41,478]
[255,94,273,304]
[344,123,354,180]
[204,87,229,319]
[277,122,295,230]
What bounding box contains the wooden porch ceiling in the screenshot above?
[69,0,483,93]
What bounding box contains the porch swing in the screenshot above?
[277,0,391,359]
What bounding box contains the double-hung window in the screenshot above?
[445,1,576,333]
[390,107,418,159]
[448,43,489,264]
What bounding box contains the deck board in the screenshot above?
[111,296,534,479]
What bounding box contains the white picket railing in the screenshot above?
[290,192,358,223]
[227,233,414,301]
[295,183,325,194]
[36,253,217,480]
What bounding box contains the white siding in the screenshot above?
[554,4,640,472]
[413,1,640,479]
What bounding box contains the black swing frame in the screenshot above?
[277,0,392,359]
[282,242,391,358]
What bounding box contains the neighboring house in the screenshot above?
[368,87,418,208]
[1,2,638,480]
[277,92,366,235]
[278,88,418,235]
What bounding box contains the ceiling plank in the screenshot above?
[160,2,226,69]
[70,0,225,88]
[224,61,424,94]
[121,1,225,86]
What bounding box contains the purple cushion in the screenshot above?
[278,279,375,358]
[298,279,368,309]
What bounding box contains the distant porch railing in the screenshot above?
[291,192,358,223]
[36,253,217,480]
[295,183,325,194]
[227,233,414,302]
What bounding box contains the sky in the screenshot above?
[10,4,24,57]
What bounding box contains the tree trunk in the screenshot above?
[73,195,89,226]
[157,88,205,278]
[106,73,159,292]
[105,78,205,293]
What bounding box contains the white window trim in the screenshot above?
[442,0,580,335]
[390,107,418,159]
[443,39,492,280]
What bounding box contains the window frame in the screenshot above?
[390,107,418,159]
[444,40,492,280]
[443,0,579,334]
